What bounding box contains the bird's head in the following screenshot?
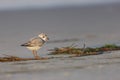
[38,33,49,41]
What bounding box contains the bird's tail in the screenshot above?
[21,43,29,46]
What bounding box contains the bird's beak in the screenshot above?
[47,37,49,40]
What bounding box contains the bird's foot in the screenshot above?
[35,56,50,60]
[35,56,41,60]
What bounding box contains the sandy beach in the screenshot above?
[0,2,120,80]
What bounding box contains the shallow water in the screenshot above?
[0,3,120,80]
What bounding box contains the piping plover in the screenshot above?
[21,33,49,59]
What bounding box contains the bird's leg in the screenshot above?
[32,50,36,58]
[34,50,40,59]
[32,50,40,59]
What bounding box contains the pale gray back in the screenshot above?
[22,37,45,47]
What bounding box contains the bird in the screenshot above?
[21,33,49,59]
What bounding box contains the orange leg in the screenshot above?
[32,50,40,59]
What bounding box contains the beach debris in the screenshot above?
[0,54,49,62]
[48,44,120,56]
[0,44,120,62]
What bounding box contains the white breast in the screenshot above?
[27,46,41,51]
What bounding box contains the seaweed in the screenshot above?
[49,44,120,56]
[0,54,49,62]
[0,44,120,62]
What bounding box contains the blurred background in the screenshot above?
[1,1,120,80]
[0,0,120,57]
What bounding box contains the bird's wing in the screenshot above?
[21,37,44,47]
